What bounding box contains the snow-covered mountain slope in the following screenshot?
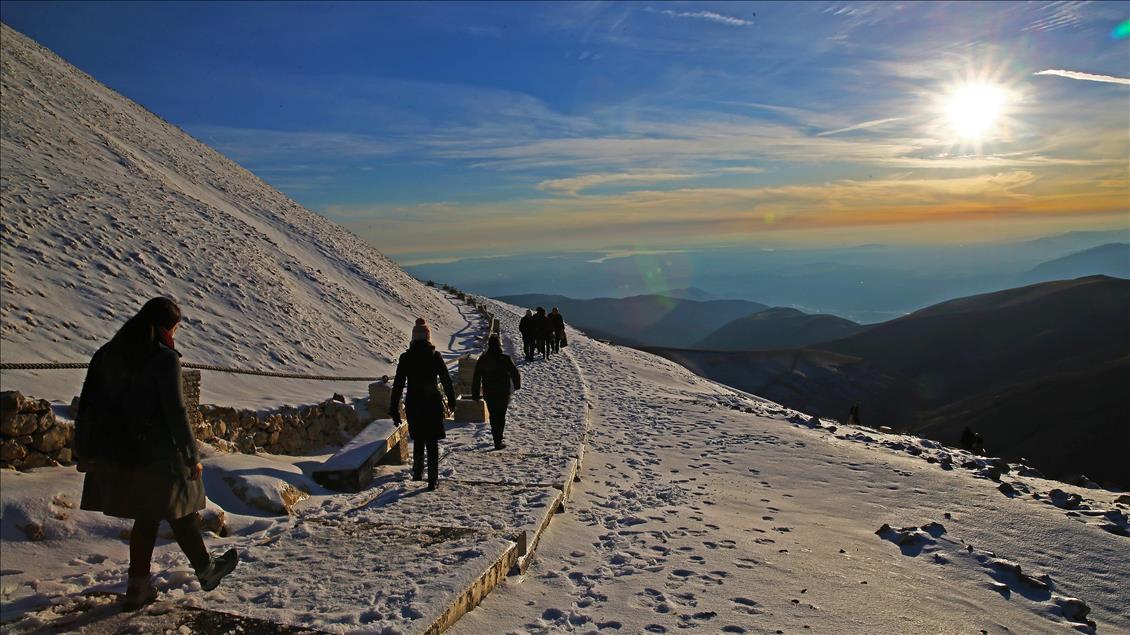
[1,23,462,407]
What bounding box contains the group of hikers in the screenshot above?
[386,305,557,489]
[385,318,521,490]
[383,306,571,490]
[517,306,566,361]
[74,297,543,610]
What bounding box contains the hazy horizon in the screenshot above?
[403,227,1129,323]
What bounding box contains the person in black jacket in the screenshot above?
[471,334,521,450]
[548,307,565,353]
[518,309,534,361]
[532,307,550,360]
[390,318,456,491]
[75,297,238,610]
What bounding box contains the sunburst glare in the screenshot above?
[928,60,1022,155]
[945,82,1008,140]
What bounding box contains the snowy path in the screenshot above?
[452,315,1130,634]
[0,291,596,634]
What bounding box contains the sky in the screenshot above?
[3,1,1129,261]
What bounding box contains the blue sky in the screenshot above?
[3,1,1128,259]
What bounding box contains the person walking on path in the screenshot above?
[471,334,521,450]
[390,318,457,491]
[548,307,566,353]
[518,309,534,361]
[532,307,551,360]
[75,297,238,611]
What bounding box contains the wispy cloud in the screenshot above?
[645,7,753,27]
[714,166,766,174]
[1022,1,1086,33]
[537,171,695,195]
[536,166,766,195]
[190,126,397,161]
[425,117,923,171]
[1033,69,1130,86]
[348,170,1128,256]
[816,117,903,136]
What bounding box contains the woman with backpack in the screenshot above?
[471,334,521,450]
[75,296,238,610]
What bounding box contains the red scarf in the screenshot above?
[158,326,176,350]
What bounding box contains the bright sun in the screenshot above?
[945,83,1008,140]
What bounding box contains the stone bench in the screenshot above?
[311,419,408,492]
[455,354,478,397]
[452,398,488,423]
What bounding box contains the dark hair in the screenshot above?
[487,334,502,353]
[107,296,181,370]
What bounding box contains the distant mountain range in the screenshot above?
[407,229,1129,323]
[696,307,862,350]
[495,293,767,348]
[1023,243,1129,284]
[647,276,1130,488]
[495,292,867,351]
[658,287,719,301]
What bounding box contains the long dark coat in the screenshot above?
[531,311,550,340]
[76,340,205,521]
[391,340,456,442]
[548,312,565,335]
[518,315,532,337]
[471,349,521,401]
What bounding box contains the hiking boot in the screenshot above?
[123,573,158,611]
[196,548,239,591]
[427,480,438,491]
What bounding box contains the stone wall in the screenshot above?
[1,384,370,470]
[195,398,366,456]
[1,391,74,469]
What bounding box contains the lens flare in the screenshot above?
[1112,19,1130,40]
